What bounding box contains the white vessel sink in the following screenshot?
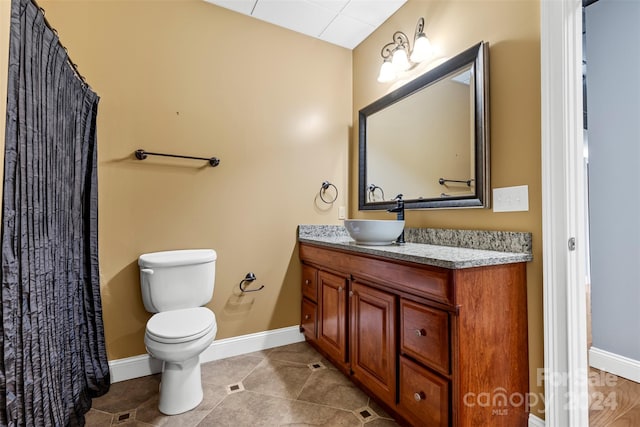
[344,219,405,246]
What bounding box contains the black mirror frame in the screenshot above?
[358,41,490,210]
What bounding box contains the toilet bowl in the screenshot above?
[138,249,217,415]
[144,307,217,415]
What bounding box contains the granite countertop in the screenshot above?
[298,225,533,270]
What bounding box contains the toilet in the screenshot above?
[138,249,218,415]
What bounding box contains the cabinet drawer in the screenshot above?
[302,265,318,302]
[301,299,317,340]
[400,299,450,374]
[398,356,449,427]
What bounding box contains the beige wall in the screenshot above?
[352,0,543,417]
[38,0,351,359]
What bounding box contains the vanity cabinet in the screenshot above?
[299,242,529,427]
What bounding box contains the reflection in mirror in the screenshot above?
[359,42,490,210]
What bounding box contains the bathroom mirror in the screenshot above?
[359,41,490,210]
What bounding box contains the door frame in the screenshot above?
[540,0,589,425]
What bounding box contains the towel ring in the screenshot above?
[367,184,385,202]
[319,181,338,204]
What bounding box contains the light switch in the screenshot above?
[338,206,346,220]
[493,185,529,212]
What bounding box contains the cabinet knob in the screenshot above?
[338,286,343,292]
[349,291,354,297]
[414,391,426,402]
[304,314,310,320]
[415,329,427,337]
[305,279,310,285]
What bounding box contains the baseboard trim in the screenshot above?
[589,347,640,383]
[108,354,163,383]
[108,326,305,383]
[529,414,545,426]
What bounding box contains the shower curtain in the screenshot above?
[1,0,110,425]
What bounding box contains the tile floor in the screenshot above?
[86,342,400,426]
[87,341,640,426]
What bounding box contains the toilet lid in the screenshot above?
[146,307,216,344]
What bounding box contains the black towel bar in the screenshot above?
[438,177,473,186]
[135,149,220,167]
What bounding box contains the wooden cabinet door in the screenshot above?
[317,270,348,364]
[350,280,397,407]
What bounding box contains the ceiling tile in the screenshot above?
[252,0,336,38]
[341,0,407,27]
[320,14,374,49]
[203,0,257,15]
[202,0,406,49]
[307,0,350,15]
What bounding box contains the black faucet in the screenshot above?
[387,194,405,244]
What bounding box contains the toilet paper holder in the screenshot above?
[239,272,264,293]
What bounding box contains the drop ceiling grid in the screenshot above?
[203,0,407,49]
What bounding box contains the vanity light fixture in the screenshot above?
[377,17,433,83]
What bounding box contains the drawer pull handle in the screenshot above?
[415,329,427,337]
[304,314,310,320]
[305,279,311,285]
[414,391,426,402]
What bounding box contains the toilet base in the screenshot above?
[158,355,203,415]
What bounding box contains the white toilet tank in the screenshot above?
[138,249,216,313]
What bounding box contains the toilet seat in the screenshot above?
[146,307,216,344]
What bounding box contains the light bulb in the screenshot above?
[377,60,396,83]
[410,34,432,63]
[391,48,410,71]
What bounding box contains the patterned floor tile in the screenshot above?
[85,342,404,426]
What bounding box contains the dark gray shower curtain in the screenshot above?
[1,0,110,425]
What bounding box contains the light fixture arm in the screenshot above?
[380,31,411,59]
[392,31,410,50]
[377,17,433,83]
[380,42,396,60]
[414,17,425,40]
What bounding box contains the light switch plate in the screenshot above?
[493,185,529,212]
